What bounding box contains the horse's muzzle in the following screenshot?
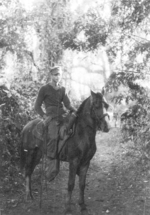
[99,113,111,132]
[104,114,112,131]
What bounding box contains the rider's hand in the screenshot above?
[43,114,47,120]
[42,114,47,126]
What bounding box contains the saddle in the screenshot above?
[32,120,45,141]
[32,113,76,152]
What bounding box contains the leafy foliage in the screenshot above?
[0,0,75,191]
[59,0,150,105]
[0,84,33,191]
[1,0,150,193]
[119,87,150,163]
[30,0,74,68]
[0,0,28,62]
[60,8,109,51]
[105,0,150,98]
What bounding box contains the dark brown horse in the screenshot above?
[20,91,110,215]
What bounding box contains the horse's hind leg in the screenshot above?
[25,174,32,200]
[25,147,42,200]
[78,162,90,214]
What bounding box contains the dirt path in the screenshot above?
[1,128,150,215]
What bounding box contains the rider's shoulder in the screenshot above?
[38,84,50,93]
[59,85,66,93]
[40,84,49,89]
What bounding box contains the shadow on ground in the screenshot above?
[1,128,150,215]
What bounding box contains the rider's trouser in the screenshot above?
[46,118,59,158]
[44,118,60,181]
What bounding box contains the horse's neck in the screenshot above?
[78,99,96,130]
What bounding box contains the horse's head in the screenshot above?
[90,90,110,132]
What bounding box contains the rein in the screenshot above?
[91,103,110,130]
[101,113,110,120]
[79,101,108,131]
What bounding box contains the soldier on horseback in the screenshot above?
[21,73,110,209]
[34,66,76,180]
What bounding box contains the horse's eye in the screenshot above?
[104,102,109,110]
[94,101,101,108]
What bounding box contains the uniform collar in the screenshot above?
[48,82,61,90]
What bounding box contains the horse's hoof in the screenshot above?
[81,207,88,215]
[26,193,34,201]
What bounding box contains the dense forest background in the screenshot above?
[1,0,150,199]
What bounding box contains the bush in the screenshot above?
[0,85,33,192]
[120,89,150,163]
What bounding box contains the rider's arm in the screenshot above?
[34,86,46,118]
[62,87,76,114]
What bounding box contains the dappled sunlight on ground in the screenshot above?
[1,128,150,215]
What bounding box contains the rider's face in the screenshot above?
[51,73,62,84]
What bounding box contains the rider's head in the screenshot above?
[49,66,62,84]
[50,66,62,75]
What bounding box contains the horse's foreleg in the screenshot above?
[25,148,42,200]
[78,163,90,213]
[25,160,33,200]
[65,160,78,215]
[25,175,33,200]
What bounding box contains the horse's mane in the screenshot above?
[76,97,89,115]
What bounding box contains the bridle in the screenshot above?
[79,96,110,131]
[91,101,110,130]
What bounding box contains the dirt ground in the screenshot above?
[1,128,150,215]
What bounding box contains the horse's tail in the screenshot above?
[20,132,26,170]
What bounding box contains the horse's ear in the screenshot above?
[101,87,105,95]
[90,90,96,104]
[91,90,96,97]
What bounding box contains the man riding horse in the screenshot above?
[21,71,111,212]
[34,66,76,179]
